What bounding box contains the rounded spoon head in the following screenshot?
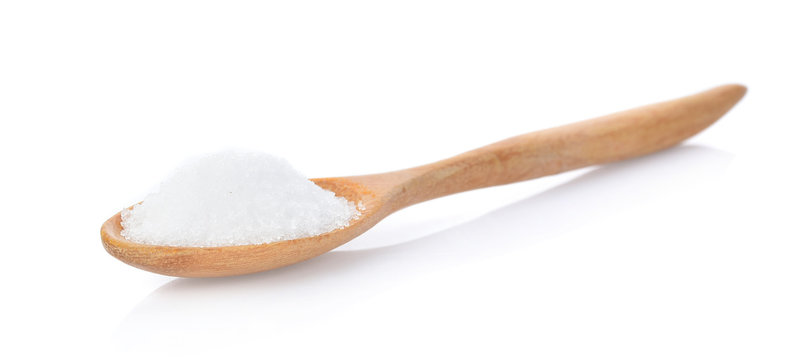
[101,178,386,277]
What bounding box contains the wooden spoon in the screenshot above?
[102,84,746,277]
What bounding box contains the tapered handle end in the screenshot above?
[714,83,747,108]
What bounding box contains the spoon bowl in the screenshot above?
[102,177,385,277]
[102,84,747,277]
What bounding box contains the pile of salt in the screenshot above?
[121,152,360,247]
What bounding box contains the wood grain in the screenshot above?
[101,84,746,277]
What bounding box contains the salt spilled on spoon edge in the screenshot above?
[120,151,362,247]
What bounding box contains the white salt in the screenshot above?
[120,151,360,247]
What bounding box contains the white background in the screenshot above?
[1,1,790,358]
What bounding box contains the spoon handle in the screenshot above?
[380,84,746,210]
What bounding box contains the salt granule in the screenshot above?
[120,152,360,247]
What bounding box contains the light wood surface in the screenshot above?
[101,84,746,277]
